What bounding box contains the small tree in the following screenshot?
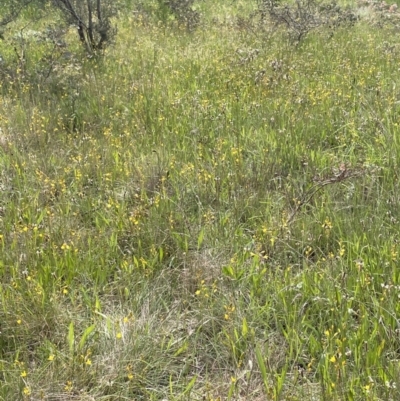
[52,0,117,53]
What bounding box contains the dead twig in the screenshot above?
[287,164,364,225]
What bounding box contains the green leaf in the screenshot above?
[95,296,101,313]
[275,362,288,399]
[242,317,248,338]
[255,343,268,391]
[197,228,205,250]
[182,375,197,395]
[174,341,188,357]
[68,322,75,357]
[78,324,95,352]
[222,265,235,278]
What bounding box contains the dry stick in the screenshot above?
[286,167,364,226]
[97,0,102,22]
[55,0,88,49]
[87,0,95,51]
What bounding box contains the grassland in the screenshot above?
[1,0,400,399]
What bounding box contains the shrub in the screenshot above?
[158,0,201,31]
[258,0,359,42]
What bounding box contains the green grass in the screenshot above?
[1,0,400,399]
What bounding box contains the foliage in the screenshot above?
[0,0,37,30]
